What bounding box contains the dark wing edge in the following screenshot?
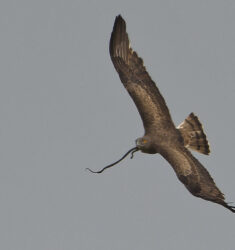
[160,145,235,213]
[109,15,175,133]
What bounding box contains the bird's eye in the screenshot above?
[142,139,147,144]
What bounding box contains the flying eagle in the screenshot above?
[87,15,235,213]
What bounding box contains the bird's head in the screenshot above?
[135,136,157,154]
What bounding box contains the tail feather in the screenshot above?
[177,113,210,155]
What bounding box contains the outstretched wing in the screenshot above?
[109,15,175,134]
[160,145,235,212]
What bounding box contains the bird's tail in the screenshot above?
[177,113,210,155]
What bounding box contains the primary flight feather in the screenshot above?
[88,15,235,213]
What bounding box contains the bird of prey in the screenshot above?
[87,15,235,213]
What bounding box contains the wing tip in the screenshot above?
[221,202,235,213]
[112,14,126,33]
[115,14,124,22]
[110,14,129,62]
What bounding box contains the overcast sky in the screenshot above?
[1,0,235,249]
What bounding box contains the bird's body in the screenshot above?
[89,15,235,213]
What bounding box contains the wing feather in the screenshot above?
[109,15,175,134]
[160,145,231,207]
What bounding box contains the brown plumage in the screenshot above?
[89,15,234,213]
[107,15,235,213]
[177,112,210,155]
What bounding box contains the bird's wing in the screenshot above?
[109,15,175,134]
[160,145,235,212]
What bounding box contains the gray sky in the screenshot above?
[1,0,235,249]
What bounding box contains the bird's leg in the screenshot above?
[86,147,139,174]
